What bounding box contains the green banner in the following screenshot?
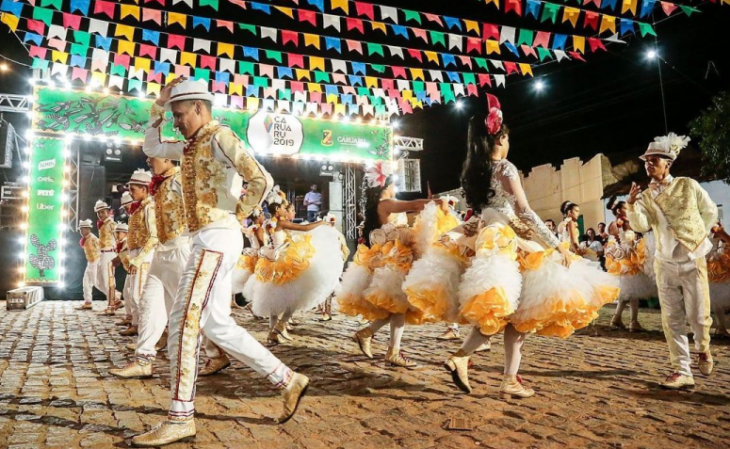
[24,137,65,285]
[32,87,393,162]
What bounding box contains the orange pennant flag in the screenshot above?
[424,51,439,64]
[217,43,234,58]
[304,34,320,49]
[371,22,387,34]
[599,16,616,34]
[486,40,501,55]
[573,36,585,54]
[484,0,500,7]
[410,68,425,80]
[331,0,349,14]
[168,13,187,28]
[562,7,580,27]
[519,63,533,77]
[309,57,325,71]
[464,20,480,35]
[621,0,638,15]
[120,5,140,21]
[275,6,295,19]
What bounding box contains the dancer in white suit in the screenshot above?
[94,200,120,313]
[78,219,100,310]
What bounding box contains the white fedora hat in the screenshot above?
[165,79,215,110]
[120,191,133,206]
[127,169,152,186]
[94,200,110,212]
[78,219,93,230]
[115,223,129,232]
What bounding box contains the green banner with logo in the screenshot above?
[24,137,65,285]
[32,87,392,162]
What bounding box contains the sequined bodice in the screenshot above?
[488,159,519,218]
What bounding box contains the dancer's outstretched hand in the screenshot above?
[627,182,642,205]
[156,76,186,107]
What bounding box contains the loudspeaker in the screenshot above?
[78,164,107,223]
[0,120,16,169]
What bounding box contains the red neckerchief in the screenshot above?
[149,175,167,196]
[464,208,474,221]
[97,212,113,229]
[79,237,86,248]
[116,239,126,253]
[128,201,142,216]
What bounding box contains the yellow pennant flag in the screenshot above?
[424,51,439,64]
[120,5,140,21]
[335,104,347,115]
[599,16,616,34]
[307,83,323,93]
[147,82,161,96]
[486,40,500,55]
[114,24,135,41]
[134,57,151,72]
[168,12,187,28]
[275,6,294,19]
[371,22,387,34]
[330,94,341,105]
[247,98,260,110]
[573,36,586,54]
[365,77,378,88]
[309,57,325,71]
[304,34,320,49]
[519,64,533,77]
[165,73,178,85]
[1,13,20,32]
[410,68,424,81]
[464,20,480,35]
[229,83,243,96]
[181,52,197,67]
[92,72,107,87]
[296,69,312,81]
[51,51,68,64]
[622,0,638,15]
[402,90,413,100]
[331,0,349,14]
[484,0,500,7]
[118,40,136,56]
[217,43,234,58]
[562,7,580,27]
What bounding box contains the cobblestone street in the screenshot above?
[0,301,728,449]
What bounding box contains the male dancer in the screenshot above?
[78,219,100,310]
[627,133,717,389]
[121,170,158,337]
[132,78,308,446]
[115,193,134,324]
[94,200,120,313]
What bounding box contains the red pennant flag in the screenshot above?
[167,34,186,51]
[660,2,678,15]
[287,53,304,68]
[400,98,413,114]
[26,19,46,35]
[29,46,46,59]
[212,81,225,94]
[148,72,163,83]
[94,0,116,19]
[407,49,423,62]
[424,13,444,27]
[63,13,82,30]
[521,45,537,58]
[533,31,551,49]
[71,67,88,81]
[478,73,492,87]
[216,20,234,33]
[139,44,157,58]
[482,23,500,41]
[290,81,304,93]
[282,30,299,46]
[584,11,599,31]
[200,55,216,70]
[583,0,600,6]
[382,79,394,91]
[467,84,478,97]
[568,51,586,62]
[312,92,324,105]
[506,0,523,16]
[354,2,375,20]
[346,40,363,54]
[346,18,364,34]
[229,0,247,9]
[392,66,407,79]
[412,29,427,43]
[142,8,162,25]
[144,0,165,5]
[298,10,317,26]
[458,55,472,69]
[466,38,482,54]
[504,62,518,75]
[588,38,607,53]
[114,54,131,69]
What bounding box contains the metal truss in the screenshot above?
[344,163,357,240]
[66,142,80,231]
[0,94,31,113]
[393,136,424,154]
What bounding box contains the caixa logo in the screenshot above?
[37,176,55,183]
[38,159,56,170]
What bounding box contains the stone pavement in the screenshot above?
[0,301,728,449]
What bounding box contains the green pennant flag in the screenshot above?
[265,50,282,63]
[372,97,383,106]
[679,5,700,16]
[32,58,49,70]
[371,64,386,73]
[314,71,330,83]
[442,90,456,104]
[403,10,422,25]
[70,43,88,56]
[253,76,268,88]
[278,89,292,101]
[474,58,489,71]
[32,7,54,26]
[40,0,62,10]
[542,3,560,23]
[638,22,657,37]
[73,30,90,47]
[110,64,126,77]
[357,87,369,97]
[238,24,257,35]
[238,61,255,75]
[429,30,446,47]
[199,0,219,11]
[517,29,534,47]
[367,43,384,57]
[537,47,553,62]
[412,81,425,93]
[194,68,211,82]
[462,73,476,85]
[375,104,386,115]
[128,79,143,93]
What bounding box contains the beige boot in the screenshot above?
[444,349,472,393]
[120,325,138,336]
[353,328,374,359]
[278,373,310,424]
[109,360,153,379]
[274,321,293,341]
[78,302,93,310]
[698,352,714,377]
[385,347,419,369]
[130,418,196,447]
[198,354,231,377]
[499,374,535,399]
[661,372,695,390]
[155,332,168,352]
[437,327,460,341]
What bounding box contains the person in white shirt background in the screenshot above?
[304,183,322,223]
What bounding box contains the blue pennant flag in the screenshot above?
[348,75,363,86]
[391,25,408,38]
[0,0,23,16]
[277,66,293,79]
[351,62,366,75]
[442,54,456,68]
[504,42,520,57]
[447,72,460,83]
[306,0,325,13]
[552,34,568,50]
[601,0,619,10]
[325,85,339,96]
[23,32,43,46]
[348,104,359,115]
[325,37,341,53]
[526,0,541,19]
[142,29,160,46]
[341,94,353,105]
[70,55,86,68]
[192,16,211,32]
[95,35,112,51]
[250,2,272,14]
[154,61,171,75]
[619,19,635,36]
[416,91,428,102]
[243,47,260,61]
[215,71,230,84]
[639,0,656,18]
[443,16,462,32]
[246,85,259,97]
[69,0,90,15]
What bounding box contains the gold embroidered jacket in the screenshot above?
[127,196,158,267]
[118,238,131,271]
[83,234,100,263]
[154,166,187,246]
[99,217,117,250]
[143,103,273,233]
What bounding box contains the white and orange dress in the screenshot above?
[231,223,265,295]
[604,228,656,303]
[707,237,730,315]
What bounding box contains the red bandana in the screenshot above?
[128,201,142,216]
[149,175,167,196]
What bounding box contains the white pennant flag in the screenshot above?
[380,6,398,24]
[88,19,109,37]
[554,50,570,62]
[272,79,285,90]
[494,75,506,88]
[374,88,386,98]
[192,39,211,53]
[388,46,404,59]
[48,25,67,41]
[605,34,627,44]
[362,104,374,116]
[51,63,68,78]
[499,26,516,44]
[215,94,228,107]
[397,80,410,91]
[306,102,318,115]
[489,60,505,71]
[429,70,444,82]
[277,100,291,113]
[448,34,463,52]
[129,67,145,80]
[292,101,305,115]
[331,60,347,74]
[109,75,124,89]
[295,91,308,103]
[172,0,193,8]
[92,48,109,64]
[160,48,178,63]
[357,94,369,106]
[323,15,341,32]
[454,84,465,97]
[219,58,235,73]
[261,27,277,43]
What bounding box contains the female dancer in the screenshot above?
[558,201,584,253]
[708,223,730,337]
[337,162,445,368]
[232,206,266,298]
[439,96,618,398]
[605,198,654,332]
[246,187,345,344]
